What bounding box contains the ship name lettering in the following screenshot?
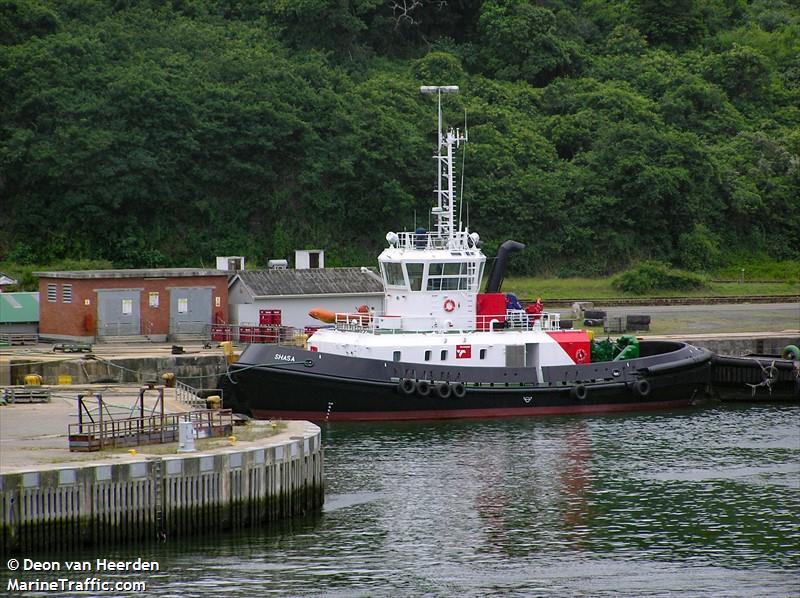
[274,354,296,362]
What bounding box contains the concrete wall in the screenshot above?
[0,424,324,554]
[689,334,800,357]
[9,355,230,390]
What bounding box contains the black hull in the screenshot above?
[221,341,713,422]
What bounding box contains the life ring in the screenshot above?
[399,378,416,395]
[416,380,432,397]
[443,299,456,313]
[571,384,588,400]
[633,379,651,398]
[451,382,466,398]
[575,348,587,363]
[435,382,452,399]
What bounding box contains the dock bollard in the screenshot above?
[207,395,221,410]
[24,374,43,385]
[161,372,176,388]
[220,341,237,364]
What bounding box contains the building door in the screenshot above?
[169,288,212,335]
[97,290,141,336]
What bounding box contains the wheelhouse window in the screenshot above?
[480,349,487,360]
[424,350,431,361]
[427,262,474,291]
[440,349,448,360]
[406,263,424,291]
[382,262,405,287]
[393,351,401,362]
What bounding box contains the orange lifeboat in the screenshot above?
[309,308,336,323]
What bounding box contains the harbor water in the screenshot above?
[16,403,800,596]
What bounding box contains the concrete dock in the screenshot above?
[0,386,324,554]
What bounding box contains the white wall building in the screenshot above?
[228,267,384,329]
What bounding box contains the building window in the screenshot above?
[393,351,401,362]
[441,349,448,361]
[61,284,72,304]
[47,284,57,302]
[424,350,431,361]
[480,349,487,360]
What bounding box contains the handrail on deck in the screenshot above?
[332,309,561,333]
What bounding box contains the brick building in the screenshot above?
[36,269,229,342]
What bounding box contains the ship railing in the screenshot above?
[394,230,476,251]
[332,310,561,333]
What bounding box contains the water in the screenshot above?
[29,404,800,596]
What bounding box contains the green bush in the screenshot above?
[612,261,708,294]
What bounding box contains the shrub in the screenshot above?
[612,261,707,294]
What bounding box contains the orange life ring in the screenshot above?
[443,299,456,312]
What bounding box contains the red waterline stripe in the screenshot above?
[252,399,693,422]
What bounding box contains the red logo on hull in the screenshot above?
[456,345,471,359]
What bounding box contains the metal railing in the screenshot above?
[68,409,233,452]
[331,310,561,334]
[395,230,477,250]
[175,380,223,408]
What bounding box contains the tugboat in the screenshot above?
[223,86,712,422]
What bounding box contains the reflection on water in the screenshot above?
[32,404,800,596]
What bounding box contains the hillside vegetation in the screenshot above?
[2,0,798,277]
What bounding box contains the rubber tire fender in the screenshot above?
[571,384,588,400]
[435,382,452,399]
[633,378,651,398]
[399,378,416,395]
[451,382,467,399]
[416,380,432,397]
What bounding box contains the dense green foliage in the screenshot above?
[2,0,798,276]
[612,260,707,293]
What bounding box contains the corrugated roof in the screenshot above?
[0,272,18,286]
[0,292,39,323]
[234,268,384,297]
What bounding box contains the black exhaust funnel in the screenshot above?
[484,240,525,293]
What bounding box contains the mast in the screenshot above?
[420,86,467,244]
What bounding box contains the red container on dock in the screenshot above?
[211,325,231,341]
[259,309,281,325]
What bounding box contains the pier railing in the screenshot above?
[68,408,234,452]
[175,380,224,408]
